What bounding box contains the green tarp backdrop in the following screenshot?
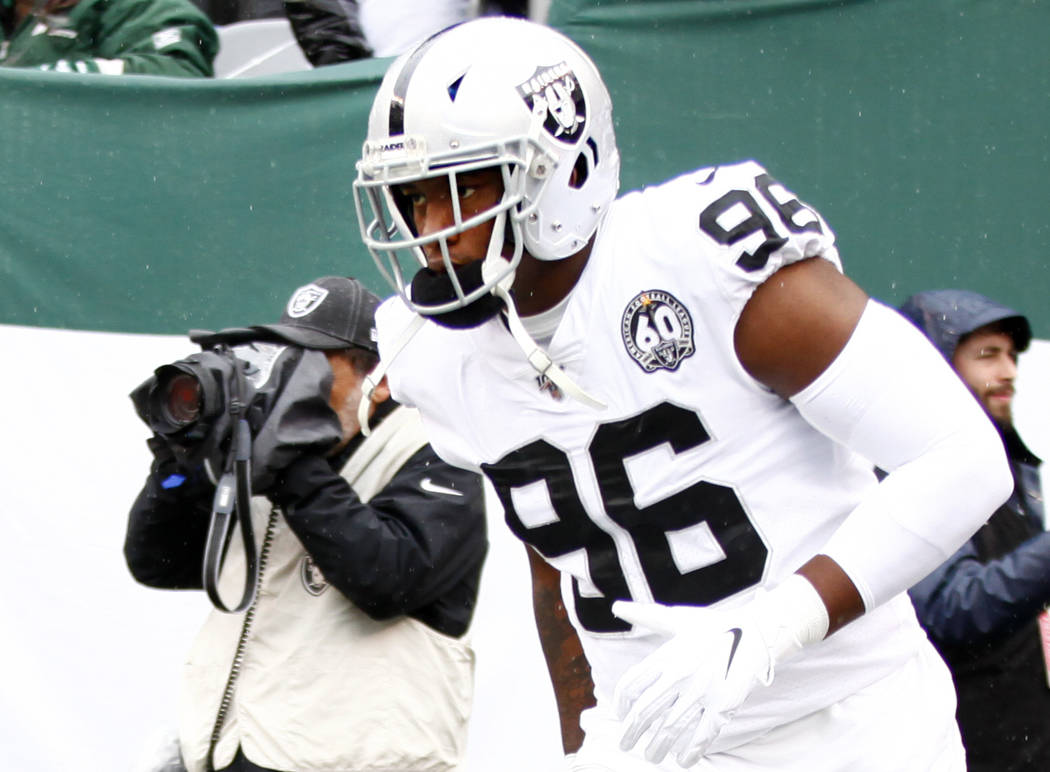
[2,0,1048,335]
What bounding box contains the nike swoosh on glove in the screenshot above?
[611,575,829,767]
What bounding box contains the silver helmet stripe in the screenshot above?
[388,24,464,136]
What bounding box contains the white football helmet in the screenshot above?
[353,16,621,319]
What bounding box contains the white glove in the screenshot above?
[611,575,829,767]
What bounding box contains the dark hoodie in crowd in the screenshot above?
[899,289,1049,772]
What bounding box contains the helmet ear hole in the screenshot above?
[569,151,590,190]
[569,138,600,190]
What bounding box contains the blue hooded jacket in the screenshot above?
[900,289,1050,769]
[898,288,1031,363]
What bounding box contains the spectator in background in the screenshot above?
[205,0,529,69]
[900,289,1050,772]
[190,0,283,26]
[283,0,514,67]
[124,276,487,772]
[0,0,218,75]
[282,0,372,65]
[195,0,529,30]
[355,0,500,58]
[482,0,529,15]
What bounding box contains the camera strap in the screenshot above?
[201,347,260,614]
[201,449,257,612]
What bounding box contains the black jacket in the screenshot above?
[124,404,487,637]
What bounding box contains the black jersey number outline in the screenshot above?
[482,402,769,633]
[698,172,823,273]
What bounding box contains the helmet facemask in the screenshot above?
[354,134,557,328]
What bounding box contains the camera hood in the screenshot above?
[130,331,343,490]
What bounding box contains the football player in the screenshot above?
[352,17,1011,771]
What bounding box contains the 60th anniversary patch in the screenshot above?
[621,290,695,372]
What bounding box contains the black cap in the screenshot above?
[898,289,1031,361]
[252,276,381,352]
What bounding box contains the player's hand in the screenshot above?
[612,578,827,767]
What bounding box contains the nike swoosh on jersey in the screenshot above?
[724,627,744,677]
[420,477,464,497]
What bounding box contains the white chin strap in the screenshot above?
[481,209,512,290]
[493,283,606,411]
[359,292,606,436]
[359,210,605,435]
[486,210,605,411]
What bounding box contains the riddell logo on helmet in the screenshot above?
[516,62,586,143]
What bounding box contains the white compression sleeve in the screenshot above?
[790,300,1013,611]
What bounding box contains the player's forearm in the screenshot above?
[528,547,595,753]
[796,554,864,635]
[544,634,594,753]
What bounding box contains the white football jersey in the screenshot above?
[376,160,927,753]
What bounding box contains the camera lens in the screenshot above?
[162,373,203,427]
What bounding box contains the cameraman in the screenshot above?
[124,276,487,772]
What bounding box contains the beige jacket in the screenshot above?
[179,407,475,772]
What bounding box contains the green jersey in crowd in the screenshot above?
[0,0,218,77]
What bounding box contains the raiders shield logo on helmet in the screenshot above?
[621,290,695,372]
[286,284,329,318]
[516,62,586,143]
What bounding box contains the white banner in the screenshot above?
[0,324,561,771]
[4,324,1048,770]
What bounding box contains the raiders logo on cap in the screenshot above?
[516,61,586,143]
[621,290,695,372]
[286,284,329,318]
